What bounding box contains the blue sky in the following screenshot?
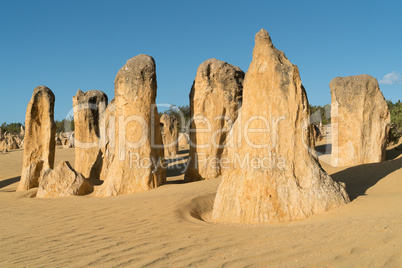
[1,0,401,123]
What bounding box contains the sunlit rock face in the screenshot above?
[212,29,350,224]
[330,74,390,167]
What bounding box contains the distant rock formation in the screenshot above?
[212,29,350,224]
[0,135,19,151]
[55,135,62,146]
[36,161,93,198]
[73,89,108,180]
[160,114,179,157]
[96,54,166,196]
[20,125,25,137]
[178,133,189,147]
[59,132,74,148]
[185,59,244,182]
[17,86,56,191]
[330,75,390,167]
[313,124,323,142]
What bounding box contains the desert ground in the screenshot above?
[0,141,401,267]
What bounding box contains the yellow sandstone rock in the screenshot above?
[330,75,390,167]
[212,29,350,224]
[17,86,56,191]
[185,59,244,181]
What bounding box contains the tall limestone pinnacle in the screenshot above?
[160,113,179,157]
[185,58,244,182]
[330,74,390,167]
[212,29,350,224]
[96,54,166,196]
[17,86,56,191]
[73,89,108,180]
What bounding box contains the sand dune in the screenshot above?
[0,144,401,267]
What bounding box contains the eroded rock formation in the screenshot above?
[73,89,108,180]
[160,114,178,157]
[17,86,56,191]
[36,161,93,198]
[330,75,390,167]
[178,133,189,148]
[212,29,350,224]
[99,98,116,181]
[96,55,166,196]
[185,59,244,181]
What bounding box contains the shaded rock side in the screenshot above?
[99,98,116,181]
[73,89,108,180]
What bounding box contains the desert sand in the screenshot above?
[0,143,401,267]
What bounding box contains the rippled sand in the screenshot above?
[0,144,401,267]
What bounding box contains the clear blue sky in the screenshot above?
[1,0,401,123]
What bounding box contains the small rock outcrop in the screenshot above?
[185,59,244,182]
[36,161,93,198]
[212,29,350,224]
[160,114,179,157]
[330,75,390,166]
[73,89,108,180]
[59,132,74,148]
[0,135,19,151]
[96,54,166,196]
[7,136,19,150]
[17,86,56,191]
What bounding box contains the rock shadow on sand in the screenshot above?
[165,150,190,184]
[315,144,332,155]
[331,157,402,201]
[178,149,189,155]
[385,147,402,161]
[165,164,188,184]
[165,155,189,165]
[0,176,20,190]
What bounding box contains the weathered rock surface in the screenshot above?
[96,54,166,196]
[212,29,350,224]
[160,114,178,157]
[36,161,93,198]
[185,59,244,182]
[330,75,390,167]
[17,86,56,191]
[99,98,116,181]
[178,133,189,147]
[73,89,108,180]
